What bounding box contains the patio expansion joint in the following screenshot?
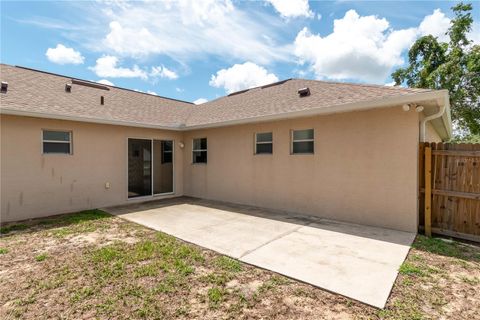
[237,223,310,259]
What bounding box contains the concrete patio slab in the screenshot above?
[107,202,302,258]
[104,197,415,308]
[241,220,414,308]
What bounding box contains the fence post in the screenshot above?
[424,146,432,237]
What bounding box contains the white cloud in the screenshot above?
[293,8,480,84]
[294,10,418,83]
[384,81,396,87]
[417,9,479,44]
[418,9,450,42]
[90,57,179,81]
[150,66,178,80]
[45,44,84,64]
[16,17,81,31]
[89,55,148,79]
[266,0,313,18]
[209,62,278,93]
[176,87,184,93]
[469,22,480,44]
[96,0,288,64]
[97,79,114,86]
[193,98,208,105]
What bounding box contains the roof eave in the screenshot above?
[1,90,453,136]
[185,90,454,132]
[439,90,453,140]
[0,108,184,131]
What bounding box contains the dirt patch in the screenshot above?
[68,232,139,246]
[0,211,479,319]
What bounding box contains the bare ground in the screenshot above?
[0,210,479,320]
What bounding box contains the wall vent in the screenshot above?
[100,96,105,105]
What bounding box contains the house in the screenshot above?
[0,64,452,232]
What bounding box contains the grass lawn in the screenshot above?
[0,210,479,319]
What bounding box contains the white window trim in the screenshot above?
[41,130,73,155]
[254,132,273,155]
[192,138,207,164]
[291,129,314,155]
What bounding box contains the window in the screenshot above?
[161,140,173,163]
[255,132,273,154]
[291,129,314,154]
[192,138,207,163]
[42,130,72,154]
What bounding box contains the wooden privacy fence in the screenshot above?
[419,142,480,242]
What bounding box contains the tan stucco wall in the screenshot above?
[182,107,420,232]
[1,115,184,222]
[2,107,422,232]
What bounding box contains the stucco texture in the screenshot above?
[182,107,420,232]
[2,106,422,232]
[0,115,184,222]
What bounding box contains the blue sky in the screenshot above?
[1,1,479,104]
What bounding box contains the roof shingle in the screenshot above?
[0,64,193,128]
[185,79,431,126]
[1,64,433,128]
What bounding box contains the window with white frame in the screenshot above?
[192,138,207,163]
[291,129,314,154]
[42,130,72,154]
[255,132,273,154]
[161,140,173,163]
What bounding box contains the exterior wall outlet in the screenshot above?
[105,182,110,189]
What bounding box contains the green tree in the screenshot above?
[392,2,480,138]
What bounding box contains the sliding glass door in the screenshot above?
[128,139,152,198]
[153,140,173,194]
[128,138,174,198]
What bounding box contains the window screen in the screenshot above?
[292,129,314,154]
[255,132,273,154]
[192,138,207,163]
[42,130,72,154]
[161,140,173,163]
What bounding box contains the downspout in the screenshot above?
[420,104,446,142]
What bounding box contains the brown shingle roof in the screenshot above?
[0,64,193,128]
[185,79,431,127]
[1,64,433,129]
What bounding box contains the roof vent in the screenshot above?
[260,79,290,89]
[71,79,109,91]
[65,83,72,93]
[298,87,310,97]
[228,88,250,97]
[1,81,8,93]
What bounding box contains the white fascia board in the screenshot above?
[440,90,453,139]
[0,108,183,131]
[185,90,452,131]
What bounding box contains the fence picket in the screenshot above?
[419,142,480,242]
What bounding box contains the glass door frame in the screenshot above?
[127,137,175,200]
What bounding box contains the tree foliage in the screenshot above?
[392,2,480,137]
